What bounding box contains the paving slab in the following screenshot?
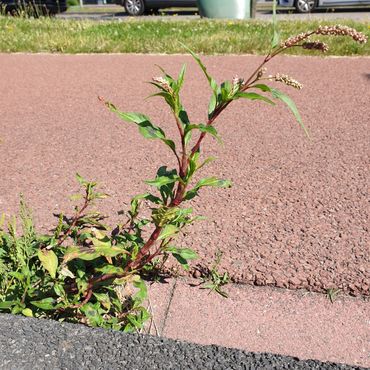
[0,54,369,294]
[162,279,370,368]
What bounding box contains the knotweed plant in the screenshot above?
[0,25,366,332]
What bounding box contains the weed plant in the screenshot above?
[0,23,367,332]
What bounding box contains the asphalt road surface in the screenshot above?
[58,6,370,21]
[0,314,366,370]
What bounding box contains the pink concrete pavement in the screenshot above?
[147,278,369,368]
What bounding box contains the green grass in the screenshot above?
[66,5,124,13]
[0,17,368,55]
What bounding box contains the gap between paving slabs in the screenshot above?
[146,278,370,368]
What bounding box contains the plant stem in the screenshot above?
[57,193,89,247]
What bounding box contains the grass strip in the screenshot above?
[0,17,368,55]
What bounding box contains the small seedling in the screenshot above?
[326,288,341,303]
[200,250,229,298]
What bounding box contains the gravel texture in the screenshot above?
[0,313,367,370]
[0,54,369,296]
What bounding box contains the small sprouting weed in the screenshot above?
[326,288,341,303]
[200,250,229,298]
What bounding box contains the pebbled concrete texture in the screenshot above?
[0,313,367,370]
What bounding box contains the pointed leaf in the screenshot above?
[22,308,33,317]
[145,176,179,188]
[234,92,275,105]
[158,224,179,240]
[188,124,222,144]
[195,177,232,190]
[30,298,55,310]
[166,247,198,260]
[271,88,309,137]
[177,64,186,91]
[133,276,148,302]
[38,249,58,279]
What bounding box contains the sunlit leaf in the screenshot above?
[158,224,179,240]
[166,246,198,260]
[22,308,33,317]
[271,88,309,137]
[30,298,55,310]
[145,176,180,188]
[37,249,58,279]
[234,92,275,105]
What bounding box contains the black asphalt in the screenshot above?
[0,314,365,370]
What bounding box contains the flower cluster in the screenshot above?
[232,75,245,94]
[272,73,303,90]
[280,24,367,51]
[302,41,329,53]
[280,32,312,49]
[257,67,267,79]
[152,77,172,93]
[316,25,367,44]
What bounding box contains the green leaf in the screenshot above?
[234,92,275,105]
[0,301,16,310]
[108,105,179,145]
[158,224,179,240]
[184,129,192,147]
[145,176,179,188]
[178,109,190,126]
[177,64,186,91]
[63,246,101,262]
[93,292,111,310]
[76,173,88,186]
[37,249,58,279]
[130,193,162,216]
[166,247,198,260]
[195,177,232,189]
[30,298,55,310]
[251,84,272,92]
[271,88,309,137]
[22,308,34,317]
[94,265,124,275]
[197,156,216,171]
[187,124,222,144]
[184,177,231,201]
[59,266,75,278]
[182,43,214,87]
[93,243,129,259]
[252,84,309,137]
[208,93,217,118]
[133,276,148,302]
[220,81,232,102]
